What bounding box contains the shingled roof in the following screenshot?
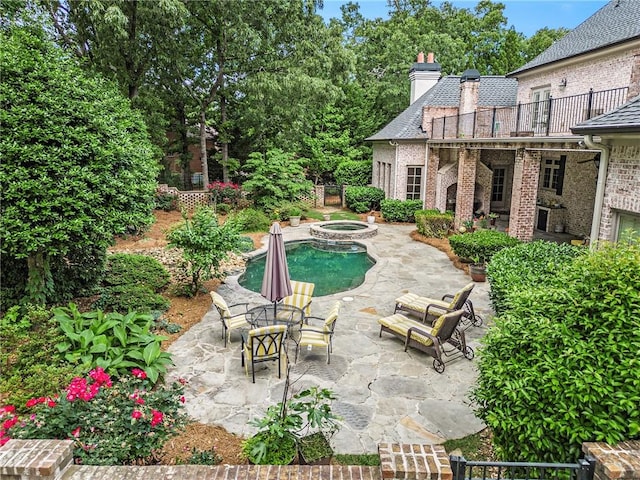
[509,0,640,77]
[366,76,517,141]
[572,94,640,134]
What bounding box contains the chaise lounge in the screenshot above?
[377,307,473,373]
[394,282,483,328]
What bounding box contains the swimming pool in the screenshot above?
[238,240,375,297]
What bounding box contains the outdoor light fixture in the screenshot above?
[559,78,567,88]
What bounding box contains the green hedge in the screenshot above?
[334,160,372,186]
[380,199,422,222]
[487,241,584,315]
[473,240,640,462]
[415,210,454,238]
[344,186,385,213]
[449,229,521,263]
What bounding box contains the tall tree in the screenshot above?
[0,27,159,304]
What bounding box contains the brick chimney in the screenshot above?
[409,51,441,104]
[459,68,481,115]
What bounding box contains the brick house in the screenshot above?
[367,0,640,242]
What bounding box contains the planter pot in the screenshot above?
[323,214,331,221]
[367,216,375,224]
[298,432,333,465]
[289,216,301,227]
[469,263,487,282]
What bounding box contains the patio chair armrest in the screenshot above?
[300,326,325,334]
[405,326,438,350]
[442,293,454,302]
[228,302,250,313]
[422,303,452,323]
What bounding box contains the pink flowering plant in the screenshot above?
[0,367,188,465]
[207,181,240,206]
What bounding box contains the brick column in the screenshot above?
[583,441,640,480]
[315,184,325,208]
[425,147,440,210]
[0,439,74,479]
[454,148,479,229]
[509,149,540,241]
[379,443,452,480]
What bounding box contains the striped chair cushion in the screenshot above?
[244,325,287,360]
[395,293,450,314]
[210,291,231,317]
[377,313,448,347]
[282,281,315,315]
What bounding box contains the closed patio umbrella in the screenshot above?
[261,222,292,314]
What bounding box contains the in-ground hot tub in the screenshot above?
[310,220,378,240]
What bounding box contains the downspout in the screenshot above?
[423,143,429,209]
[583,135,610,249]
[389,140,399,199]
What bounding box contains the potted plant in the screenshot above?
[468,255,487,282]
[294,387,340,465]
[288,205,302,227]
[487,212,499,226]
[367,211,376,224]
[242,385,341,465]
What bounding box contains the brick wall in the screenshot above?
[425,148,440,209]
[599,145,640,240]
[372,143,397,198]
[509,149,540,241]
[423,107,458,138]
[515,46,639,105]
[3,439,639,480]
[454,149,479,228]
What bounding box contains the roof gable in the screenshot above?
[509,0,640,77]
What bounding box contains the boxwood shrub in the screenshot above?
[380,199,422,222]
[487,241,585,315]
[415,209,454,238]
[344,186,385,213]
[473,240,640,463]
[334,160,372,186]
[448,229,521,263]
[105,254,170,291]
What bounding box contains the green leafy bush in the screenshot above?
[344,186,385,213]
[380,199,423,222]
[0,305,75,411]
[94,284,170,314]
[53,303,173,383]
[334,160,372,186]
[215,203,232,215]
[415,210,454,238]
[473,240,640,462]
[104,254,170,291]
[155,192,178,211]
[1,368,188,465]
[487,241,584,315]
[237,236,257,253]
[167,206,242,295]
[226,208,271,233]
[449,229,521,263]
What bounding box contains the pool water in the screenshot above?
[239,240,375,297]
[321,222,368,231]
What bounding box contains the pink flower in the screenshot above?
[71,427,81,438]
[89,367,112,387]
[47,399,56,408]
[131,368,147,379]
[0,435,10,447]
[131,410,143,420]
[180,396,185,403]
[136,397,145,405]
[0,406,16,417]
[26,398,40,408]
[150,410,164,427]
[3,417,18,431]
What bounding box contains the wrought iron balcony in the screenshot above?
[430,87,629,140]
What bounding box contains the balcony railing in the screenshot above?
[430,87,629,140]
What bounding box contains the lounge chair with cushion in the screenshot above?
[295,301,341,364]
[394,282,482,328]
[241,324,288,383]
[210,291,250,346]
[281,280,315,317]
[377,307,473,373]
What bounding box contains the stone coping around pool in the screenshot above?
[310,220,378,240]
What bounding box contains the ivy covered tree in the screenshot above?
[0,27,159,305]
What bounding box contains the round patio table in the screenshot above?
[245,304,305,345]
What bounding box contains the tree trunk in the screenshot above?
[199,110,209,189]
[26,250,53,305]
[221,94,229,183]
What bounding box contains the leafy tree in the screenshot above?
[241,149,314,211]
[473,240,640,462]
[166,207,242,296]
[0,27,159,304]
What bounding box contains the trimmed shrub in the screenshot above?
[487,241,585,315]
[449,229,521,263]
[344,186,385,213]
[105,254,170,292]
[94,285,170,314]
[415,210,455,238]
[380,199,423,222]
[0,305,75,411]
[334,160,372,186]
[473,240,640,462]
[226,207,271,233]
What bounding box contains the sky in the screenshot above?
[319,0,609,37]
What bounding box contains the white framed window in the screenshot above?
[406,166,422,200]
[531,87,551,131]
[615,212,640,242]
[540,156,566,195]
